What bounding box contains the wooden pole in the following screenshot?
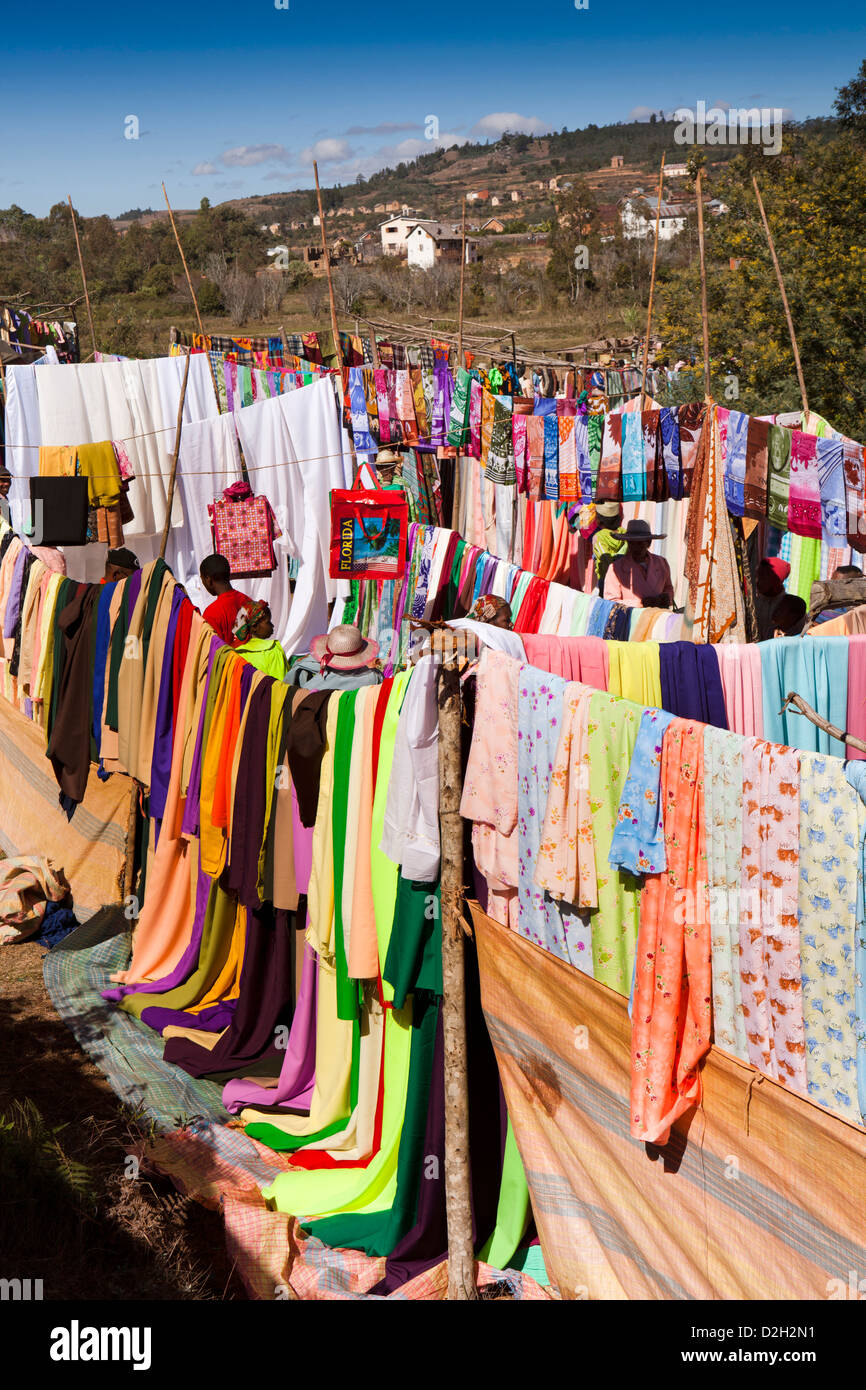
[158,350,191,561]
[457,198,467,369]
[437,655,477,1302]
[752,176,809,418]
[162,183,205,339]
[780,691,866,753]
[312,161,344,378]
[67,196,97,359]
[695,168,712,402]
[639,153,666,409]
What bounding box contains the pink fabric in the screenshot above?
[522,634,609,691]
[738,739,806,1093]
[534,684,597,908]
[714,643,764,739]
[602,552,674,607]
[460,648,520,897]
[846,635,866,761]
[787,432,822,538]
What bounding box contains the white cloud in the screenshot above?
[471,111,551,138]
[192,161,217,176]
[221,144,292,167]
[628,106,658,122]
[345,121,420,136]
[381,133,469,161]
[299,137,353,165]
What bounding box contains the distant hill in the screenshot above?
[217,115,839,237]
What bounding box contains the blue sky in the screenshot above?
[3,0,863,216]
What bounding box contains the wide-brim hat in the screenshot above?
[375,447,404,467]
[311,624,379,670]
[595,501,623,519]
[612,518,666,542]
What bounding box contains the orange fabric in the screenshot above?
[188,902,247,1012]
[211,656,245,830]
[630,719,712,1145]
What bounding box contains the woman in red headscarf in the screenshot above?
[754,557,791,640]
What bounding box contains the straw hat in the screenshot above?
[311,624,379,670]
[375,447,404,468]
[611,518,666,542]
[595,501,622,519]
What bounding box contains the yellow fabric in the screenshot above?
[198,649,236,876]
[77,441,122,508]
[187,901,246,1013]
[38,445,77,477]
[607,640,661,709]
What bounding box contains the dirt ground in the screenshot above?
[0,938,247,1300]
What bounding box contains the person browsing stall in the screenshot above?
[602,518,674,609]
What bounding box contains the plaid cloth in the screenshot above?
[209,488,281,576]
[362,336,374,365]
[419,344,435,370]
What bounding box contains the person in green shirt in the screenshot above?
[232,600,289,679]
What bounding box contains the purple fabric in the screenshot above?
[3,547,28,638]
[181,635,221,838]
[102,858,213,1004]
[141,999,237,1033]
[149,588,185,830]
[222,939,318,1113]
[292,789,313,895]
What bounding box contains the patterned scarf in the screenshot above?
[525,416,545,501]
[621,410,645,501]
[595,413,622,502]
[659,406,682,499]
[743,416,770,518]
[374,369,391,445]
[642,410,662,501]
[543,415,559,500]
[677,402,706,497]
[485,398,516,485]
[557,416,577,501]
[787,430,822,538]
[766,423,791,531]
[446,369,472,449]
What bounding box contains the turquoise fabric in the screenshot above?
[760,635,849,757]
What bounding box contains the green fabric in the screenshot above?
[588,414,603,491]
[47,578,75,738]
[245,1114,350,1153]
[140,560,168,675]
[303,990,439,1255]
[119,879,238,1022]
[443,539,467,618]
[510,571,533,616]
[384,878,442,1010]
[234,636,288,680]
[587,691,642,993]
[767,424,791,531]
[446,368,471,449]
[87,592,100,764]
[332,693,359,1022]
[510,1243,550,1285]
[788,535,822,603]
[105,576,132,732]
[477,1118,531,1268]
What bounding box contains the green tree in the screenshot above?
[834,57,866,139]
[545,181,600,303]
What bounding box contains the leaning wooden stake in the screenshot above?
[313,161,344,378]
[162,183,206,339]
[158,349,191,561]
[639,153,666,409]
[695,168,712,402]
[437,654,478,1301]
[752,176,809,417]
[780,691,866,753]
[457,198,467,368]
[67,196,98,359]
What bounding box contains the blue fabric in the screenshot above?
[659,407,682,499]
[532,396,557,416]
[723,408,748,517]
[844,759,866,1126]
[516,666,590,967]
[575,416,592,503]
[91,580,118,757]
[658,641,728,729]
[609,707,674,876]
[621,411,645,501]
[542,415,559,500]
[586,598,614,639]
[816,438,846,546]
[760,635,849,756]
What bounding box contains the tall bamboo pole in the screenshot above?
[159,349,191,561]
[639,153,666,409]
[437,655,478,1301]
[67,196,97,359]
[752,176,809,417]
[457,198,467,369]
[162,183,206,338]
[313,161,344,377]
[695,168,711,401]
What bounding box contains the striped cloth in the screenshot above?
[472,902,866,1300]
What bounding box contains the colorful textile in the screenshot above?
[659,407,682,499]
[630,719,712,1144]
[209,483,281,577]
[766,424,792,531]
[739,739,806,1092]
[534,684,597,921]
[816,437,846,546]
[798,753,859,1117]
[744,416,770,518]
[620,411,645,502]
[788,431,822,538]
[723,409,748,516]
[703,726,748,1060]
[586,692,642,992]
[608,707,674,877]
[595,414,622,502]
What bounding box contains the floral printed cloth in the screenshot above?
[608,707,674,877]
[459,649,520,920]
[630,719,712,1144]
[703,726,748,1061]
[843,759,866,1126]
[799,753,859,1116]
[535,683,597,912]
[516,665,590,966]
[739,739,807,1094]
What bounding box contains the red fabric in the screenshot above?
[202,590,253,646]
[208,486,280,577]
[513,576,549,634]
[170,599,195,736]
[371,678,394,788]
[765,557,791,584]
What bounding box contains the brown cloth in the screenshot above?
[286,690,332,827]
[46,583,101,805]
[744,417,770,519]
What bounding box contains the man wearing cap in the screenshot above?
[287,624,382,692]
[754,557,791,640]
[103,548,141,583]
[602,518,674,609]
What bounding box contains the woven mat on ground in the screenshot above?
[43,907,226,1128]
